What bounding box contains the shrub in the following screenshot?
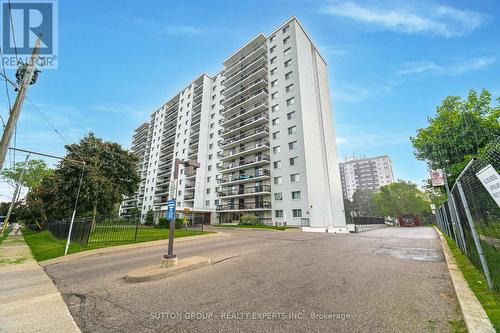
[238,214,261,226]
[144,210,154,226]
[155,218,185,229]
[155,217,169,228]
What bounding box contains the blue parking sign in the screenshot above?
[167,199,176,221]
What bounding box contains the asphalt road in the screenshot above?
[43,227,462,333]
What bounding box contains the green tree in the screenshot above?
[36,133,140,223]
[1,159,53,222]
[411,89,500,185]
[373,180,431,217]
[350,189,376,217]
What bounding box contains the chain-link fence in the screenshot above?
[435,138,500,290]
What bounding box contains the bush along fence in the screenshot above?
[435,139,500,291]
[44,216,204,246]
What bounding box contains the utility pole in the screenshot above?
[162,159,200,267]
[0,38,42,170]
[1,154,30,234]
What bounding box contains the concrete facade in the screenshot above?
[339,155,394,201]
[120,17,346,230]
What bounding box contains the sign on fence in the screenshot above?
[167,199,176,221]
[476,164,500,207]
[430,169,445,186]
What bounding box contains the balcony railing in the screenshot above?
[222,101,268,125]
[184,195,195,200]
[217,169,271,184]
[219,126,269,147]
[224,77,268,104]
[222,112,269,134]
[222,154,270,170]
[222,88,268,115]
[220,141,270,159]
[218,185,271,197]
[225,43,266,74]
[217,201,272,211]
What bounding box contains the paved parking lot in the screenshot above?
[43,227,462,332]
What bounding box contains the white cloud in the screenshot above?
[397,56,496,76]
[133,18,203,36]
[321,2,488,38]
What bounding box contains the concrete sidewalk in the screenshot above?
[0,231,80,333]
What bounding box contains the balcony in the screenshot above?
[218,185,271,198]
[184,195,195,201]
[219,141,270,161]
[224,56,267,85]
[224,43,266,76]
[221,113,269,137]
[221,101,268,127]
[224,77,268,105]
[217,169,271,185]
[222,89,268,117]
[220,154,270,173]
[216,201,271,212]
[219,125,269,148]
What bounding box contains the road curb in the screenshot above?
[41,232,228,267]
[125,256,211,283]
[434,227,495,333]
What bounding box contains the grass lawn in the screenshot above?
[22,228,212,262]
[444,234,500,331]
[215,224,297,231]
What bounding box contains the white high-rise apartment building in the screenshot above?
[339,155,394,201]
[120,17,346,231]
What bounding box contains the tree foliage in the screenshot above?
[1,159,52,189]
[35,133,140,219]
[410,89,500,185]
[372,180,431,217]
[349,189,376,217]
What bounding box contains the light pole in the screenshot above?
[163,158,200,267]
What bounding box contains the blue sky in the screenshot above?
[1,0,499,200]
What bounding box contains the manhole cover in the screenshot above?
[373,247,443,262]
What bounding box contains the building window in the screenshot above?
[274,176,282,184]
[290,173,300,183]
[292,209,302,217]
[271,92,278,100]
[282,25,289,33]
[272,131,280,140]
[287,111,296,120]
[208,165,212,171]
[271,79,278,87]
[285,71,293,80]
[289,156,298,166]
[274,193,283,201]
[286,97,295,106]
[209,143,213,149]
[270,67,277,75]
[284,48,291,56]
[275,210,283,218]
[207,176,211,182]
[206,189,211,194]
[271,104,279,112]
[288,126,296,134]
[270,56,277,64]
[273,160,281,169]
[283,36,290,45]
[269,35,276,42]
[273,146,281,154]
[288,141,297,150]
[292,191,301,200]
[209,154,213,160]
[286,84,294,92]
[284,59,292,68]
[270,46,276,53]
[272,118,280,126]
